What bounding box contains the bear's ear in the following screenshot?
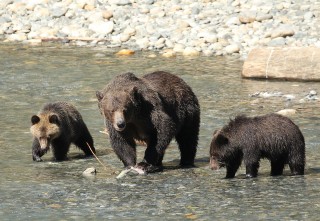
[215,133,228,146]
[31,115,40,125]
[96,91,104,102]
[129,86,140,103]
[49,114,60,125]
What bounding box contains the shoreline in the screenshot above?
[1,0,320,58]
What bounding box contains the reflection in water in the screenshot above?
[0,43,319,220]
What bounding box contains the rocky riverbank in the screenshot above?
[1,0,320,58]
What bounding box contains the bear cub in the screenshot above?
[210,113,305,178]
[96,71,200,173]
[30,102,95,161]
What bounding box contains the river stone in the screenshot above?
[182,47,200,56]
[116,49,135,55]
[82,167,97,177]
[102,10,113,19]
[276,109,296,116]
[161,49,176,58]
[89,21,114,35]
[225,44,240,54]
[271,26,295,39]
[50,6,68,18]
[0,0,13,8]
[239,11,256,23]
[7,33,27,41]
[268,37,286,47]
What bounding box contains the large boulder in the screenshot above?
[242,47,320,81]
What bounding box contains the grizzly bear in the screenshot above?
[30,102,95,161]
[210,113,305,178]
[96,71,200,173]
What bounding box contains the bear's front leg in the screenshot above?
[136,146,164,173]
[32,139,44,162]
[245,162,260,178]
[109,130,137,168]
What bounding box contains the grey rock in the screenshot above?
[51,7,68,18]
[271,25,295,39]
[268,37,286,46]
[225,44,240,54]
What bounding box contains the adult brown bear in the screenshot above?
[210,113,305,178]
[96,71,200,173]
[30,102,95,161]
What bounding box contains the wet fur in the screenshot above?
[30,102,95,161]
[96,71,200,172]
[210,114,305,178]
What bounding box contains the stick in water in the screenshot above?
[86,142,108,171]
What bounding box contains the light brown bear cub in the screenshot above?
[30,102,95,162]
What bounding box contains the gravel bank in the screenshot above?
[1,0,320,58]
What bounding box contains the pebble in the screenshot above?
[0,0,319,58]
[276,109,297,116]
[82,167,97,177]
[116,49,135,55]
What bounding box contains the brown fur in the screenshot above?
[210,113,305,178]
[31,102,95,161]
[96,71,200,173]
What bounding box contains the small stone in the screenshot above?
[136,38,149,49]
[124,27,136,36]
[120,33,130,42]
[82,167,96,177]
[239,11,256,24]
[50,7,68,18]
[256,13,273,22]
[102,10,113,19]
[276,109,296,116]
[7,33,27,41]
[182,47,200,56]
[89,21,114,35]
[116,49,135,55]
[268,37,286,46]
[162,49,176,58]
[225,44,240,54]
[173,43,185,53]
[271,26,295,39]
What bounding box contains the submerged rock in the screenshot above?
[82,167,96,177]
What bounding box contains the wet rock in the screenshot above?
[304,90,318,100]
[182,47,200,56]
[82,167,96,177]
[161,49,176,58]
[276,109,297,116]
[116,49,135,55]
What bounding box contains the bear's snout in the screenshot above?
[113,111,126,131]
[116,120,126,131]
[39,137,49,150]
[210,157,219,170]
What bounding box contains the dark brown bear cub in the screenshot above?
[210,113,305,178]
[30,102,95,161]
[96,71,200,173]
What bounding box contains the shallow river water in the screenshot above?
[0,43,319,220]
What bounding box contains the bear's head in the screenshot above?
[209,129,229,170]
[96,86,140,132]
[30,114,61,151]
